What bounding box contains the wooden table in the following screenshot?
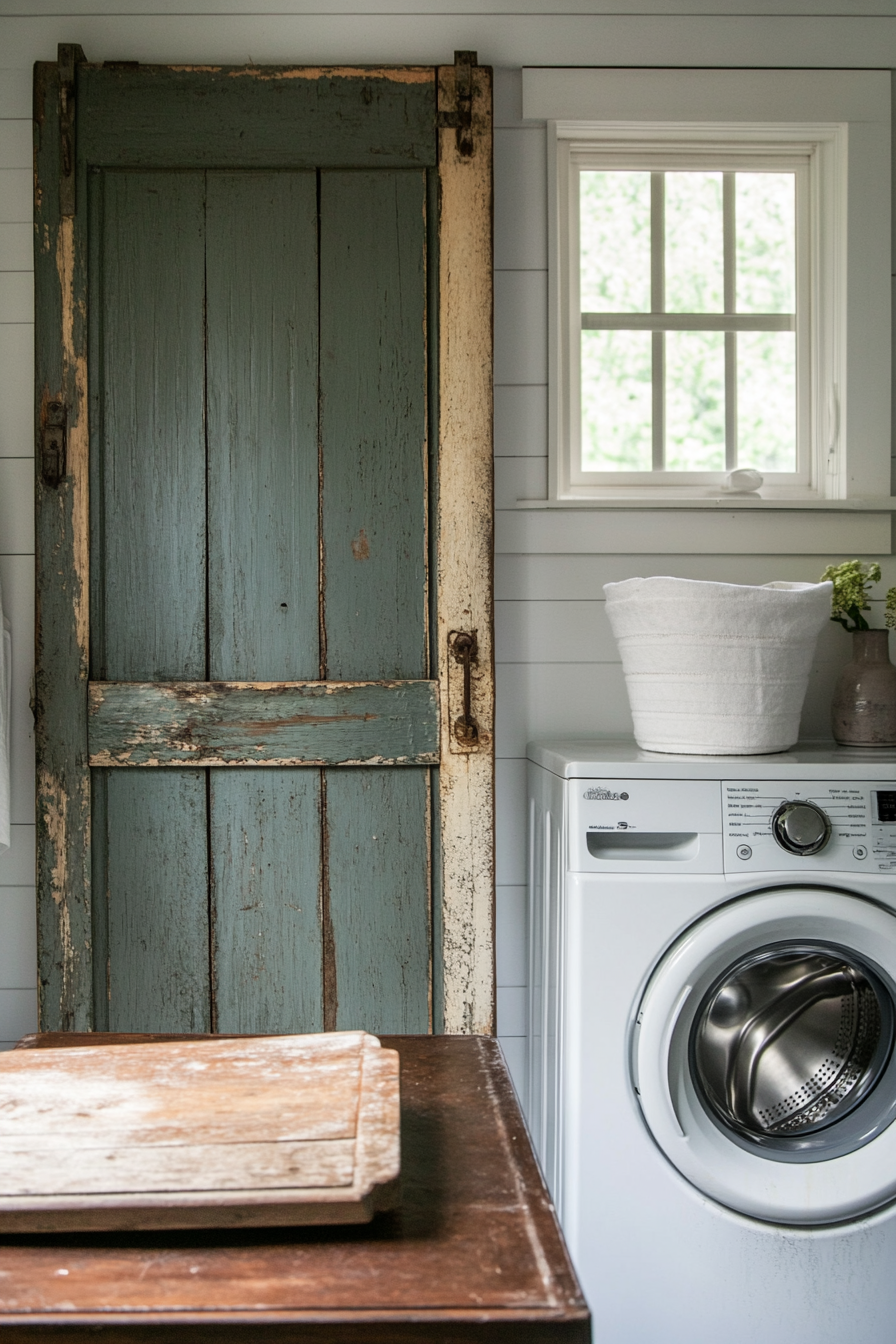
[0,1034,591,1342]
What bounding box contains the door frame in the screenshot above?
[33,49,494,1035]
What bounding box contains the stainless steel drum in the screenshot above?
[692,944,894,1144]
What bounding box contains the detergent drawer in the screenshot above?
[569,779,723,874]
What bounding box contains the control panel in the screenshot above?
[723,782,896,873]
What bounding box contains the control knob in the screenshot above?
[771,800,831,856]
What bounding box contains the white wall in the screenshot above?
[0,79,39,1051]
[2,1,896,1104]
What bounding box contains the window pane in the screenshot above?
[581,330,652,470]
[665,173,724,314]
[580,171,651,313]
[737,331,796,472]
[665,331,725,470]
[736,173,795,314]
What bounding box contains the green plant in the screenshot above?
[820,560,896,632]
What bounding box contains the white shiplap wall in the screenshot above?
[0,78,38,1051]
[492,66,896,1104]
[1,5,895,1107]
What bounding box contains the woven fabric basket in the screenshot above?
[603,577,832,755]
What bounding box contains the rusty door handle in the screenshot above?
[450,631,479,747]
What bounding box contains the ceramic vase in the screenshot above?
[831,629,896,747]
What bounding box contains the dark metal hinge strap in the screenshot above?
[58,43,86,218]
[41,401,67,488]
[438,50,477,159]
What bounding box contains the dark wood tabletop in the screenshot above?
[0,1033,591,1342]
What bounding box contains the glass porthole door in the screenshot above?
[692,943,895,1159]
[633,888,896,1225]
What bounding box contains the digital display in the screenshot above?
[876,792,896,823]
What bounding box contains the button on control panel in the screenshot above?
[723,782,896,873]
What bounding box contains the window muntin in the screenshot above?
[570,152,809,488]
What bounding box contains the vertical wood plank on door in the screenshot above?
[212,770,323,1034]
[90,770,110,1030]
[206,172,320,681]
[320,171,432,1034]
[326,768,431,1033]
[437,65,495,1034]
[205,174,324,1033]
[320,170,428,682]
[94,171,206,681]
[34,61,93,1029]
[105,771,209,1032]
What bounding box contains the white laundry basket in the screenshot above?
[603,577,833,755]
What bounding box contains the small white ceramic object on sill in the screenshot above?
[603,575,832,756]
[721,468,764,495]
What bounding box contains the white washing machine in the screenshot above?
[527,739,896,1344]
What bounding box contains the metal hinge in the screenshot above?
[41,401,67,488]
[58,42,86,218]
[437,50,477,158]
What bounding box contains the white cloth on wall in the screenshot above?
[603,577,833,755]
[0,577,9,851]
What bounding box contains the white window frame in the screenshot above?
[563,141,813,493]
[524,69,891,509]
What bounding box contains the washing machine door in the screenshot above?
[633,887,896,1225]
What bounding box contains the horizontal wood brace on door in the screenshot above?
[78,65,438,170]
[88,681,439,767]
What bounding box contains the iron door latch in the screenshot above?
[450,630,480,747]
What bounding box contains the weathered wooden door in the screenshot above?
[34,51,493,1036]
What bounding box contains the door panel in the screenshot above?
[207,172,320,682]
[325,767,431,1032]
[103,769,210,1032]
[94,171,206,682]
[319,170,428,682]
[211,768,323,1034]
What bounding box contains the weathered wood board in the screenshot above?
[88,680,440,766]
[0,1032,400,1231]
[1,1035,590,1342]
[91,169,207,683]
[79,66,438,170]
[319,169,428,683]
[436,62,495,1034]
[102,768,210,1033]
[36,53,495,1042]
[206,170,320,682]
[211,769,324,1034]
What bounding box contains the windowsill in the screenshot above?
[515,496,896,511]
[499,495,893,552]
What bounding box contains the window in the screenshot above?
[574,157,806,488]
[524,69,891,510]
